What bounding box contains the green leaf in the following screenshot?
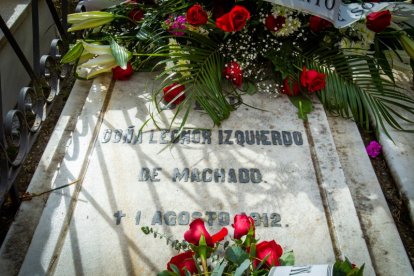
[333,258,365,276]
[169,264,181,275]
[110,38,131,69]
[279,250,295,266]
[242,81,257,95]
[289,95,313,120]
[157,270,175,276]
[249,243,256,259]
[225,246,249,265]
[234,259,250,276]
[211,260,227,276]
[61,41,84,64]
[152,29,236,127]
[374,38,394,82]
[141,226,150,235]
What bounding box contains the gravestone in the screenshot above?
[19,72,375,275]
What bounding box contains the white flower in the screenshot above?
[76,41,117,79]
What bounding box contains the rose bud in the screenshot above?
[112,63,134,80]
[309,16,333,32]
[254,240,283,268]
[186,4,208,26]
[265,15,285,33]
[232,214,255,239]
[366,10,391,33]
[223,61,243,87]
[184,218,228,247]
[162,83,186,104]
[128,9,144,22]
[281,77,300,96]
[167,251,197,276]
[216,5,250,32]
[300,66,326,93]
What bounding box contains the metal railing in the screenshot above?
[0,0,85,207]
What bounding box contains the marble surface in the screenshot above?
[8,73,383,275]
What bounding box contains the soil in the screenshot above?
[359,127,414,269]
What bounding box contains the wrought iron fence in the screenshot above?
[0,0,85,207]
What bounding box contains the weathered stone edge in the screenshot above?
[379,131,414,226]
[306,102,375,275]
[327,114,414,275]
[16,75,113,275]
[0,78,93,276]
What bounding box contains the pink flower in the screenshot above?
[165,15,187,36]
[366,141,382,158]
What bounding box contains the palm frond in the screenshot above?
[152,31,238,127]
[268,46,414,137]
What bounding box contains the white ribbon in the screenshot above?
[265,0,414,28]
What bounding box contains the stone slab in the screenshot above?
[374,65,414,226]
[16,76,111,276]
[327,115,414,275]
[0,78,93,276]
[18,73,376,275]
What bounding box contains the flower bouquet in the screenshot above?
[63,0,414,136]
[141,214,364,275]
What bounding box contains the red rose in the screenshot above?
[232,214,255,239]
[167,251,197,276]
[254,240,283,268]
[309,16,332,32]
[265,15,285,32]
[223,61,243,87]
[184,218,228,247]
[128,9,144,21]
[366,10,391,33]
[300,66,326,93]
[186,4,208,26]
[216,5,250,32]
[112,63,134,80]
[163,83,186,104]
[281,77,300,96]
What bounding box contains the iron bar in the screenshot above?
[62,0,68,31]
[45,0,68,43]
[32,0,40,75]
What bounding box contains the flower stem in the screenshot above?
[200,255,208,276]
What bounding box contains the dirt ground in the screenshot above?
[359,127,414,268]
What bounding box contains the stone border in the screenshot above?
[327,115,413,275]
[0,78,95,275]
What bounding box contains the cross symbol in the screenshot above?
[114,210,126,225]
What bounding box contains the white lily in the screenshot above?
[68,11,117,32]
[76,41,117,79]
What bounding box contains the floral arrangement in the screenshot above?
[63,0,414,136]
[141,214,364,275]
